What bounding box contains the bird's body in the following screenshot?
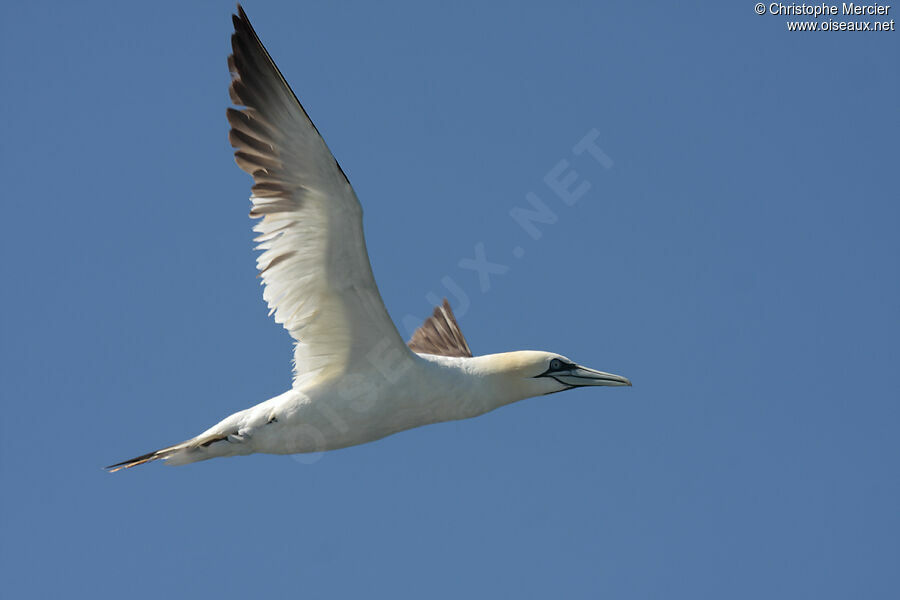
[107,6,630,472]
[164,352,554,466]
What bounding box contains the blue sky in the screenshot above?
[1,1,897,597]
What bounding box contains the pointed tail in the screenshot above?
[106,433,230,472]
[105,442,187,472]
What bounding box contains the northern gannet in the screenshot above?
[107,6,631,472]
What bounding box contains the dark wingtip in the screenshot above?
[233,4,249,33]
[233,4,255,35]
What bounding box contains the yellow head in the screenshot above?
[466,350,631,404]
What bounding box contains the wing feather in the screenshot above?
[408,300,473,358]
[228,6,409,383]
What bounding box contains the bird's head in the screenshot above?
[470,350,631,403]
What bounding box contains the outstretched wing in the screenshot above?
[407,299,473,358]
[228,6,409,383]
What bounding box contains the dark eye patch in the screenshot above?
[535,358,574,379]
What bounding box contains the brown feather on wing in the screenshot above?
[407,299,473,358]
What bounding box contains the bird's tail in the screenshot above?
[105,433,230,472]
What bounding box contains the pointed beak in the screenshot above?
[555,365,632,387]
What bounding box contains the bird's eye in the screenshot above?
[550,359,562,370]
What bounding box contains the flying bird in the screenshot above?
[107,5,630,472]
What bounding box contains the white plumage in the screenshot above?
[107,6,630,472]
